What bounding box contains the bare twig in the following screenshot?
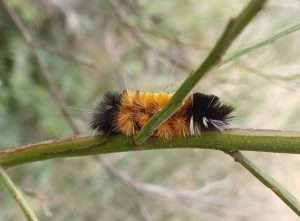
[237,61,300,82]
[222,22,300,64]
[2,0,80,134]
[107,0,191,71]
[226,151,300,216]
[99,158,229,203]
[37,44,101,73]
[0,166,39,221]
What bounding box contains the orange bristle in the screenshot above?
[116,91,190,139]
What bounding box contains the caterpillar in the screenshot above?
[90,90,234,139]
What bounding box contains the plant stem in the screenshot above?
[222,23,300,64]
[135,0,267,144]
[226,151,300,216]
[2,128,300,168]
[0,167,39,221]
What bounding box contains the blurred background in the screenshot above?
[1,0,300,220]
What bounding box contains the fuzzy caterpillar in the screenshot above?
[90,91,234,139]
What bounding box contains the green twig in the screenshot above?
[222,23,300,64]
[0,167,39,221]
[2,128,300,168]
[135,0,267,144]
[226,151,300,216]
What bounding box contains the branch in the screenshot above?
[2,128,300,168]
[0,167,39,221]
[37,44,102,73]
[2,0,80,134]
[99,158,230,203]
[107,0,191,71]
[222,22,300,64]
[226,151,300,216]
[135,0,267,144]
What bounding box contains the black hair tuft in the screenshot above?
[90,92,121,135]
[187,93,234,133]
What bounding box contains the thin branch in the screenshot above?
[226,151,300,216]
[222,23,300,64]
[235,61,300,91]
[0,167,39,221]
[2,128,300,168]
[107,0,191,71]
[118,0,212,51]
[135,0,267,144]
[98,158,229,203]
[37,44,102,73]
[2,0,80,134]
